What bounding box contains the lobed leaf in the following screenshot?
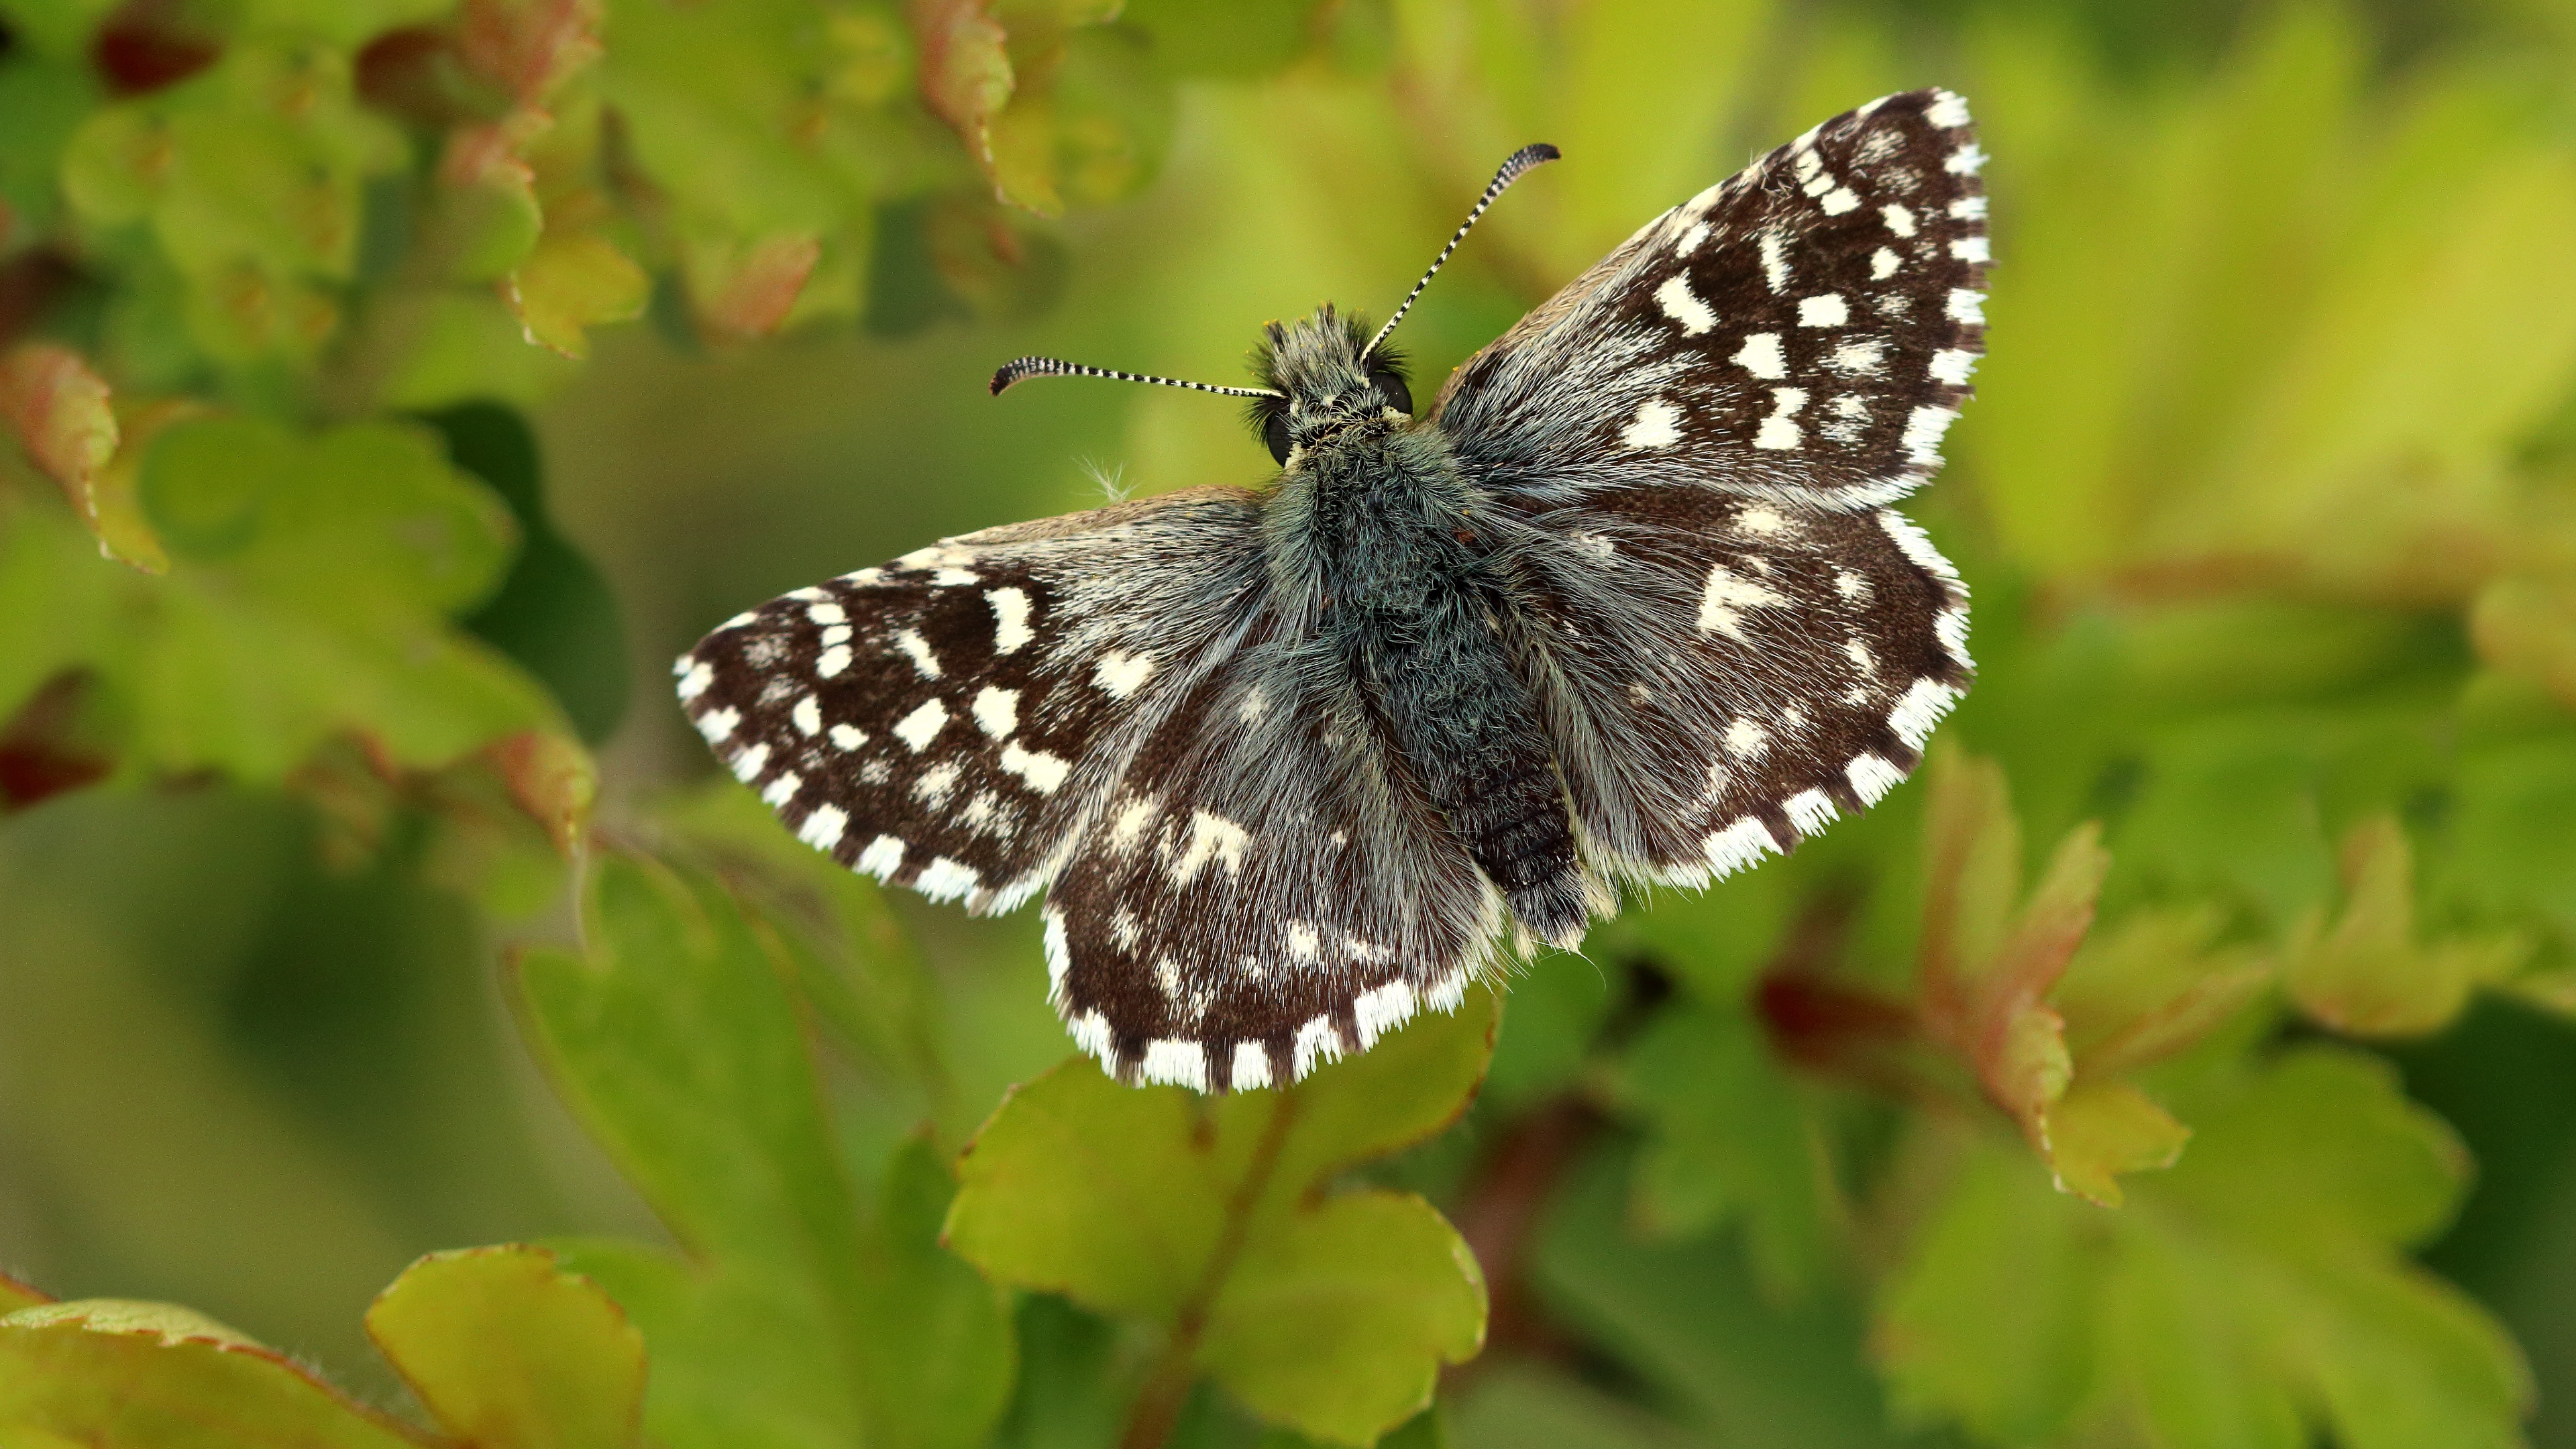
[2286,817,2530,1038]
[946,987,1499,1443]
[0,1299,421,1449]
[1878,1046,2528,1448]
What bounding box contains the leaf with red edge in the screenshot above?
[0,1271,51,1315]
[692,233,824,341]
[484,727,596,855]
[0,345,117,500]
[0,1300,423,1448]
[914,0,1015,178]
[0,345,159,572]
[458,0,604,107]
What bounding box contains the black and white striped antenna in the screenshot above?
[989,356,1281,398]
[989,143,1556,399]
[1363,142,1560,362]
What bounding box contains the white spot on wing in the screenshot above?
[798,804,848,851]
[1891,678,1960,749]
[1140,1040,1208,1091]
[816,645,852,679]
[1000,743,1070,794]
[1829,339,1885,375]
[1927,90,1972,128]
[1232,1042,1273,1091]
[1882,204,1917,237]
[694,706,740,745]
[729,742,770,784]
[915,857,981,902]
[1759,227,1789,292]
[675,659,713,701]
[1724,717,1769,757]
[894,698,948,751]
[791,695,822,736]
[1699,565,1788,639]
[856,834,903,877]
[1705,816,1779,877]
[1872,247,1900,280]
[1930,348,1979,385]
[807,602,845,625]
[1733,332,1786,380]
[830,723,867,751]
[1901,405,1960,464]
[896,629,942,680]
[1171,810,1250,884]
[1819,186,1859,215]
[1737,504,1796,537]
[1784,788,1838,835]
[1946,144,1988,176]
[1655,273,1716,335]
[973,686,1019,739]
[1753,387,1808,451]
[1352,981,1418,1049]
[1095,651,1155,699]
[1848,753,1907,804]
[1947,289,1986,324]
[1621,398,1683,450]
[1799,294,1848,327]
[761,770,800,808]
[1950,235,1991,265]
[987,587,1033,654]
[1675,222,1709,256]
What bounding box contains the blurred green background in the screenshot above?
[6,0,2576,1444]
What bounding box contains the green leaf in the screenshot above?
[519,851,1013,1449]
[0,415,569,785]
[946,989,1497,1444]
[365,1245,646,1449]
[516,851,871,1444]
[1615,1001,1839,1295]
[1877,1047,2529,1448]
[0,1300,417,1448]
[1530,1144,1918,1448]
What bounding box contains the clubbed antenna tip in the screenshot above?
[1364,142,1562,362]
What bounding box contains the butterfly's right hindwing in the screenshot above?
[675,487,1269,914]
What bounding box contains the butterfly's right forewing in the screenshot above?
[675,487,1270,914]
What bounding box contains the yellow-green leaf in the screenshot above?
[366,1246,645,1449]
[2041,1081,2192,1208]
[508,231,649,359]
[0,1300,417,1449]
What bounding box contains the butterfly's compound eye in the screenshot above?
[1373,368,1413,417]
[1263,409,1293,464]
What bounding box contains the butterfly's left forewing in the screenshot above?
[1440,87,1988,886]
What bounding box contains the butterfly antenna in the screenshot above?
[990,356,1281,398]
[1363,142,1560,362]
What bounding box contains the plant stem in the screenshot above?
[1117,1088,1303,1449]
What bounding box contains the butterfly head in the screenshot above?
[1246,304,1413,465]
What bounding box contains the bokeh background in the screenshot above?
[6,0,2576,1444]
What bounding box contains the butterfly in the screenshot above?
[676,89,1985,1093]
